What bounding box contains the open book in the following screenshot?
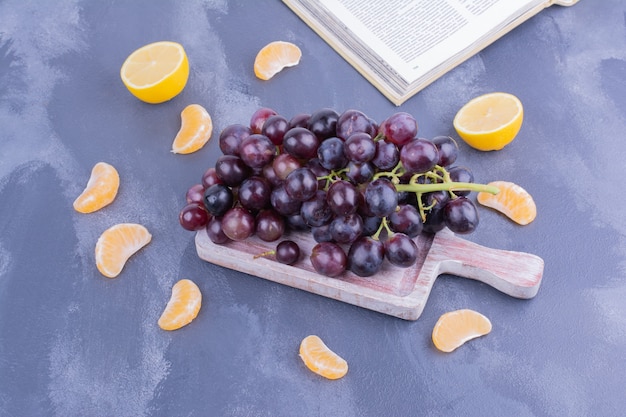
[282,0,579,105]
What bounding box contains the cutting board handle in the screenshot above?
[427,229,544,299]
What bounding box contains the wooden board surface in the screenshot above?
[195,228,544,320]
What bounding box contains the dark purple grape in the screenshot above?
[310,242,347,277]
[215,155,250,187]
[326,180,359,216]
[282,127,320,159]
[388,204,423,238]
[305,158,331,189]
[443,196,479,234]
[288,113,311,129]
[311,224,333,242]
[239,134,276,169]
[186,183,204,204]
[448,166,474,197]
[275,240,300,265]
[262,163,282,187]
[250,107,278,134]
[345,161,375,184]
[219,124,252,156]
[261,114,289,146]
[361,215,382,237]
[421,190,449,234]
[286,213,309,231]
[384,233,418,267]
[179,202,210,231]
[347,236,385,277]
[270,184,302,216]
[336,109,377,140]
[344,132,376,163]
[284,167,318,201]
[378,112,418,146]
[239,176,271,211]
[301,190,333,227]
[432,136,459,167]
[206,217,230,244]
[364,178,398,218]
[307,108,339,140]
[330,213,363,244]
[372,140,400,170]
[203,184,234,217]
[272,153,301,180]
[399,138,439,174]
[255,209,285,242]
[221,207,255,241]
[423,190,450,209]
[396,188,418,206]
[317,137,348,170]
[356,189,374,218]
[201,167,222,189]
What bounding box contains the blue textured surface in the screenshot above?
[0,1,624,416]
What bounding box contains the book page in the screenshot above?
[318,0,542,83]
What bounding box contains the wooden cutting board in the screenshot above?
[195,228,543,320]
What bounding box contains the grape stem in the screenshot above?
[371,217,392,241]
[395,181,499,195]
[253,250,275,259]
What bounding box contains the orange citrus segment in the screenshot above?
[432,309,492,353]
[299,335,348,380]
[171,104,213,154]
[95,223,152,278]
[158,279,202,331]
[477,180,537,225]
[73,162,120,213]
[254,41,302,80]
[120,41,189,104]
[453,92,523,151]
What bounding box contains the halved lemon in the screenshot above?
[120,41,189,104]
[254,41,302,81]
[453,92,523,151]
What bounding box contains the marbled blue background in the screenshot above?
[0,1,623,416]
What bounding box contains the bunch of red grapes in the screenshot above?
[179,107,497,278]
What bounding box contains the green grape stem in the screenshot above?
[395,181,500,195]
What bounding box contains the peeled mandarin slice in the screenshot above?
[120,41,189,104]
[73,162,120,213]
[299,335,348,380]
[432,309,492,353]
[95,223,152,278]
[254,41,302,80]
[158,279,202,331]
[453,92,523,151]
[171,104,213,154]
[477,180,537,225]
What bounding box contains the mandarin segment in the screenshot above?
[171,104,213,154]
[73,162,120,213]
[299,335,348,380]
[95,223,152,278]
[432,309,492,353]
[120,41,189,104]
[453,92,523,151]
[158,279,202,331]
[477,180,537,225]
[254,41,302,80]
